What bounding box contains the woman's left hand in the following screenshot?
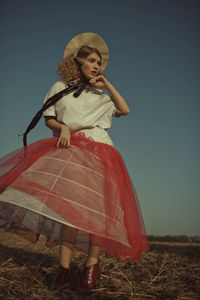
[89,75,130,117]
[89,75,109,89]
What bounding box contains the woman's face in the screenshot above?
[80,52,101,80]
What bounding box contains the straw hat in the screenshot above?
[63,32,109,71]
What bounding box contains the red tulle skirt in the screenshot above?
[0,133,149,262]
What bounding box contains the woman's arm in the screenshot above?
[45,117,71,147]
[89,76,130,117]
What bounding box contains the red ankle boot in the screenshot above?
[51,265,71,290]
[77,262,101,291]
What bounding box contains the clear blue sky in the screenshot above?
[0,0,199,236]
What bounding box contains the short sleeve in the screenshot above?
[43,81,66,117]
[111,100,117,116]
[105,94,116,116]
[95,94,116,129]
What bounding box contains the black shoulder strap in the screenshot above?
[22,79,87,147]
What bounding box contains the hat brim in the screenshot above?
[64,32,109,71]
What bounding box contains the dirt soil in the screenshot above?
[0,231,200,300]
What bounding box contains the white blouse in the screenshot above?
[43,81,116,146]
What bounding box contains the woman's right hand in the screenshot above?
[57,125,71,148]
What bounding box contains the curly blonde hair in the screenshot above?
[57,46,102,82]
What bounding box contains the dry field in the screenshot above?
[0,231,200,300]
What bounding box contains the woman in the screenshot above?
[0,33,149,291]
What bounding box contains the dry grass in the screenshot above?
[0,231,200,300]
